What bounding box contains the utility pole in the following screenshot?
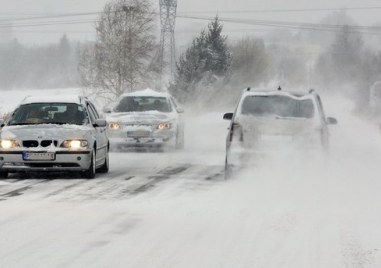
[159,0,177,85]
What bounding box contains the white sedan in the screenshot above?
[105,89,184,150]
[0,95,109,179]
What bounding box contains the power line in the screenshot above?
[0,12,100,23]
[0,10,380,37]
[0,19,96,29]
[178,6,381,14]
[0,5,380,23]
[177,15,381,35]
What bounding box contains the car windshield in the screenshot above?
[241,95,315,118]
[114,96,171,113]
[9,103,89,126]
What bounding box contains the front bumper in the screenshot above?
[108,129,176,148]
[0,150,92,172]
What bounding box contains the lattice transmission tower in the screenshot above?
[159,0,177,83]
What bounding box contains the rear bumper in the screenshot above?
[0,151,92,172]
[226,135,323,166]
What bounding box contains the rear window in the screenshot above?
[115,97,171,113]
[241,95,315,118]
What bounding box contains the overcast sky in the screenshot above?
[0,0,380,45]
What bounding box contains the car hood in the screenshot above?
[0,124,93,141]
[107,112,176,125]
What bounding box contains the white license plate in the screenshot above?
[23,152,56,161]
[127,130,150,138]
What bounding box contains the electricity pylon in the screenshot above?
[159,0,177,84]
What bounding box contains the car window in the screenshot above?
[87,104,98,123]
[315,95,326,120]
[171,97,178,108]
[88,102,100,119]
[9,103,89,126]
[114,97,172,113]
[241,95,315,118]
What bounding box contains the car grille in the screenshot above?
[125,124,152,128]
[127,130,151,138]
[23,140,59,148]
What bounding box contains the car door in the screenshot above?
[86,102,108,167]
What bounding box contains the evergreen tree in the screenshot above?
[170,16,231,103]
[205,16,231,76]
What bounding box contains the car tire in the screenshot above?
[97,147,109,173]
[175,129,184,150]
[224,157,233,180]
[0,171,8,179]
[83,149,96,179]
[320,131,330,154]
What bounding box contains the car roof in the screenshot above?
[20,95,86,105]
[241,88,316,100]
[120,88,171,98]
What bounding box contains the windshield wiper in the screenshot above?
[9,123,37,126]
[45,122,66,125]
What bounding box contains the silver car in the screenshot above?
[223,88,337,178]
[104,89,184,150]
[0,95,109,179]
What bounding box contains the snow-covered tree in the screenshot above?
[78,0,157,99]
[170,16,231,103]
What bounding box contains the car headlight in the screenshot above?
[108,122,120,130]
[157,122,172,130]
[61,140,88,149]
[0,139,19,149]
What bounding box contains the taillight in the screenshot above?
[229,122,243,142]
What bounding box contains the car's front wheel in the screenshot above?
[175,128,184,150]
[97,147,109,173]
[224,157,233,180]
[0,171,8,179]
[83,150,96,179]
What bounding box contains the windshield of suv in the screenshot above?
[241,95,315,118]
[114,97,171,113]
[9,103,89,126]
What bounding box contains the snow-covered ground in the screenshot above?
[1,89,381,267]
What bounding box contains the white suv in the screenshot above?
[223,87,337,178]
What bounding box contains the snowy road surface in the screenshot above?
[1,99,381,267]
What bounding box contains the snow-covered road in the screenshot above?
[1,97,381,267]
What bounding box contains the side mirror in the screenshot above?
[94,119,107,128]
[103,106,112,114]
[176,107,184,113]
[326,117,338,125]
[223,113,233,120]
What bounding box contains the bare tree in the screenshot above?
[79,0,157,99]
